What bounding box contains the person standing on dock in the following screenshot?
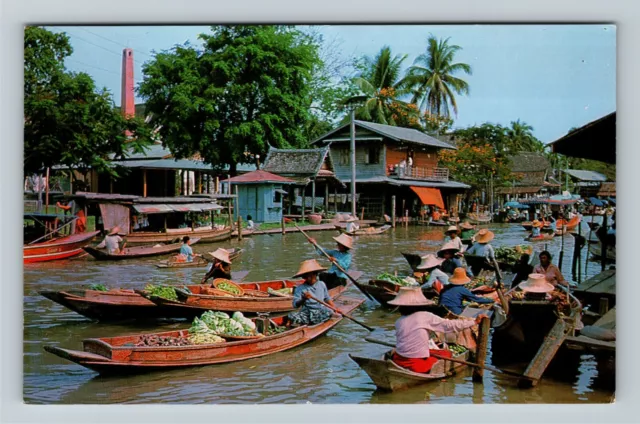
[389,286,487,374]
[443,226,465,252]
[307,233,353,290]
[287,259,336,326]
[533,251,569,287]
[201,248,232,284]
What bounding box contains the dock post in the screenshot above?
[391,196,396,228]
[333,186,338,214]
[324,184,329,215]
[405,210,409,228]
[599,298,609,316]
[361,207,365,221]
[472,316,490,383]
[237,216,243,241]
[311,179,316,214]
[281,215,286,234]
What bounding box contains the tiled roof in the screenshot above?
[220,170,296,184]
[507,153,550,173]
[262,147,331,176]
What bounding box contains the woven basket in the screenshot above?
[212,279,245,296]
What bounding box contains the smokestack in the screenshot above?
[121,48,135,120]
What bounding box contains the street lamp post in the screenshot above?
[350,107,357,217]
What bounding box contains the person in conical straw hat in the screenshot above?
[465,228,496,264]
[517,273,555,301]
[96,226,125,254]
[307,233,354,290]
[530,219,543,238]
[388,286,488,374]
[415,254,448,291]
[287,259,336,326]
[443,225,466,253]
[201,248,233,284]
[345,216,360,233]
[459,221,476,239]
[437,241,467,275]
[437,267,495,315]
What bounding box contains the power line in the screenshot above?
[66,58,120,76]
[75,27,154,59]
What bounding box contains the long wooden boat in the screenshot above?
[155,248,244,269]
[123,227,232,245]
[337,224,392,236]
[352,279,438,307]
[464,252,532,274]
[416,220,448,227]
[525,233,555,242]
[141,280,349,315]
[24,231,100,264]
[589,243,616,261]
[401,252,425,272]
[467,212,492,224]
[43,296,365,375]
[83,238,200,261]
[350,349,470,392]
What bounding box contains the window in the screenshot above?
[339,149,349,165]
[273,190,282,204]
[365,146,380,164]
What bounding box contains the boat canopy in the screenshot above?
[133,203,223,214]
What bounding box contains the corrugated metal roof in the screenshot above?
[563,169,607,182]
[508,153,549,172]
[133,204,174,214]
[111,158,214,171]
[338,176,470,189]
[220,170,296,184]
[133,203,223,214]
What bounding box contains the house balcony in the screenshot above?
[389,166,450,182]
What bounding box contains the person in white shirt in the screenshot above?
[246,215,255,230]
[416,254,449,289]
[96,226,125,254]
[345,216,360,233]
[443,225,465,252]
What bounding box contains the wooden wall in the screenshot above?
[385,144,439,173]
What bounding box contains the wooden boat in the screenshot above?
[156,248,244,269]
[124,227,232,245]
[467,212,492,224]
[525,233,555,242]
[43,296,365,375]
[464,250,532,274]
[557,215,581,231]
[416,220,448,227]
[589,243,616,261]
[350,349,470,392]
[24,231,100,263]
[83,238,200,261]
[338,224,392,236]
[521,221,553,231]
[141,280,349,315]
[352,279,438,307]
[401,252,424,272]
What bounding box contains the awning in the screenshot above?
[410,187,444,209]
[133,204,174,214]
[275,189,289,195]
[133,203,222,214]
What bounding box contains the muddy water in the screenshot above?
[23,221,614,404]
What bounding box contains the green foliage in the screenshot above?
[402,35,472,118]
[24,27,151,176]
[506,120,545,153]
[138,25,320,173]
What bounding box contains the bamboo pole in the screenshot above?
[324,183,329,214]
[237,216,243,241]
[311,179,316,214]
[391,196,396,228]
[472,316,491,382]
[281,215,286,234]
[45,167,50,212]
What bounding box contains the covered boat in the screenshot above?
[83,238,200,261]
[350,348,470,392]
[44,296,365,375]
[24,230,100,263]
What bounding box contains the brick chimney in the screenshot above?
[121,48,135,120]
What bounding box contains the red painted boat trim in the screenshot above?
[24,231,99,263]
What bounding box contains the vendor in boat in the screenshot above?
[201,248,232,284]
[389,286,487,374]
[96,226,125,254]
[465,229,496,262]
[437,241,468,275]
[547,214,557,232]
[459,222,476,241]
[307,233,353,289]
[516,273,555,301]
[438,268,494,315]
[530,220,543,238]
[246,215,255,230]
[287,259,336,326]
[345,216,360,233]
[443,226,465,252]
[532,250,568,287]
[416,254,448,290]
[178,236,200,263]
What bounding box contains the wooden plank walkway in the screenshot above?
[574,269,615,296]
[564,306,616,352]
[233,223,341,237]
[519,319,571,388]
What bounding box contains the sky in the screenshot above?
[44,24,616,144]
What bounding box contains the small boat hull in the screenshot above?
[123,228,232,245]
[467,213,492,224]
[23,231,100,263]
[337,225,392,236]
[84,238,200,261]
[44,296,365,375]
[156,248,243,268]
[350,350,470,392]
[525,234,555,242]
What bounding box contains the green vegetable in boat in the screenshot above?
[145,284,178,301]
[375,273,419,286]
[216,281,242,295]
[89,284,108,291]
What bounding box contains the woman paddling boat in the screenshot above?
[175,236,200,263]
[307,233,354,290]
[437,241,467,275]
[416,254,448,291]
[389,287,487,374]
[438,268,494,315]
[95,226,126,254]
[201,248,232,284]
[459,222,476,242]
[287,259,336,326]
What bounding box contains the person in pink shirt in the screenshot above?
[388,287,487,374]
[533,250,568,287]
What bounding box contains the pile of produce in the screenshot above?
[196,310,259,337]
[215,280,243,296]
[267,287,293,296]
[135,334,191,347]
[266,324,288,336]
[89,284,108,291]
[465,276,494,290]
[447,344,468,355]
[188,317,226,345]
[145,284,178,301]
[375,273,419,287]
[494,245,532,265]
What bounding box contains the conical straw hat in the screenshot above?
[532,220,543,228]
[333,233,354,249]
[437,241,460,257]
[108,226,121,235]
[293,259,327,278]
[518,273,555,293]
[460,222,475,230]
[446,225,459,233]
[449,267,471,285]
[208,248,231,265]
[474,229,495,244]
[416,254,445,271]
[388,286,435,306]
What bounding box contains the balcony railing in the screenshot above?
[391,166,449,182]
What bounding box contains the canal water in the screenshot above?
[23,219,614,404]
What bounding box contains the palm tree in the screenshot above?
[346,46,414,126]
[507,120,544,152]
[403,35,472,118]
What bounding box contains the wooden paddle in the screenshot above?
[294,223,374,301]
[490,257,510,316]
[307,294,375,331]
[364,337,534,380]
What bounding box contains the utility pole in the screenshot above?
[350,107,357,217]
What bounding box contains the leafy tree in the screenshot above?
[403,35,472,118]
[24,27,150,177]
[346,46,413,125]
[138,25,320,174]
[506,120,545,153]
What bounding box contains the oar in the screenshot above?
[294,223,374,301]
[490,257,510,316]
[364,337,535,381]
[307,294,375,331]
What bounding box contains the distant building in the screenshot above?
[562,169,608,198]
[496,152,558,201]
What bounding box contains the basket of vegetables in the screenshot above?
[144,284,179,301]
[212,279,245,296]
[374,272,420,287]
[196,310,263,340]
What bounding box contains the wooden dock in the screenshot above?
[233,223,341,237]
[573,269,616,312]
[565,307,616,353]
